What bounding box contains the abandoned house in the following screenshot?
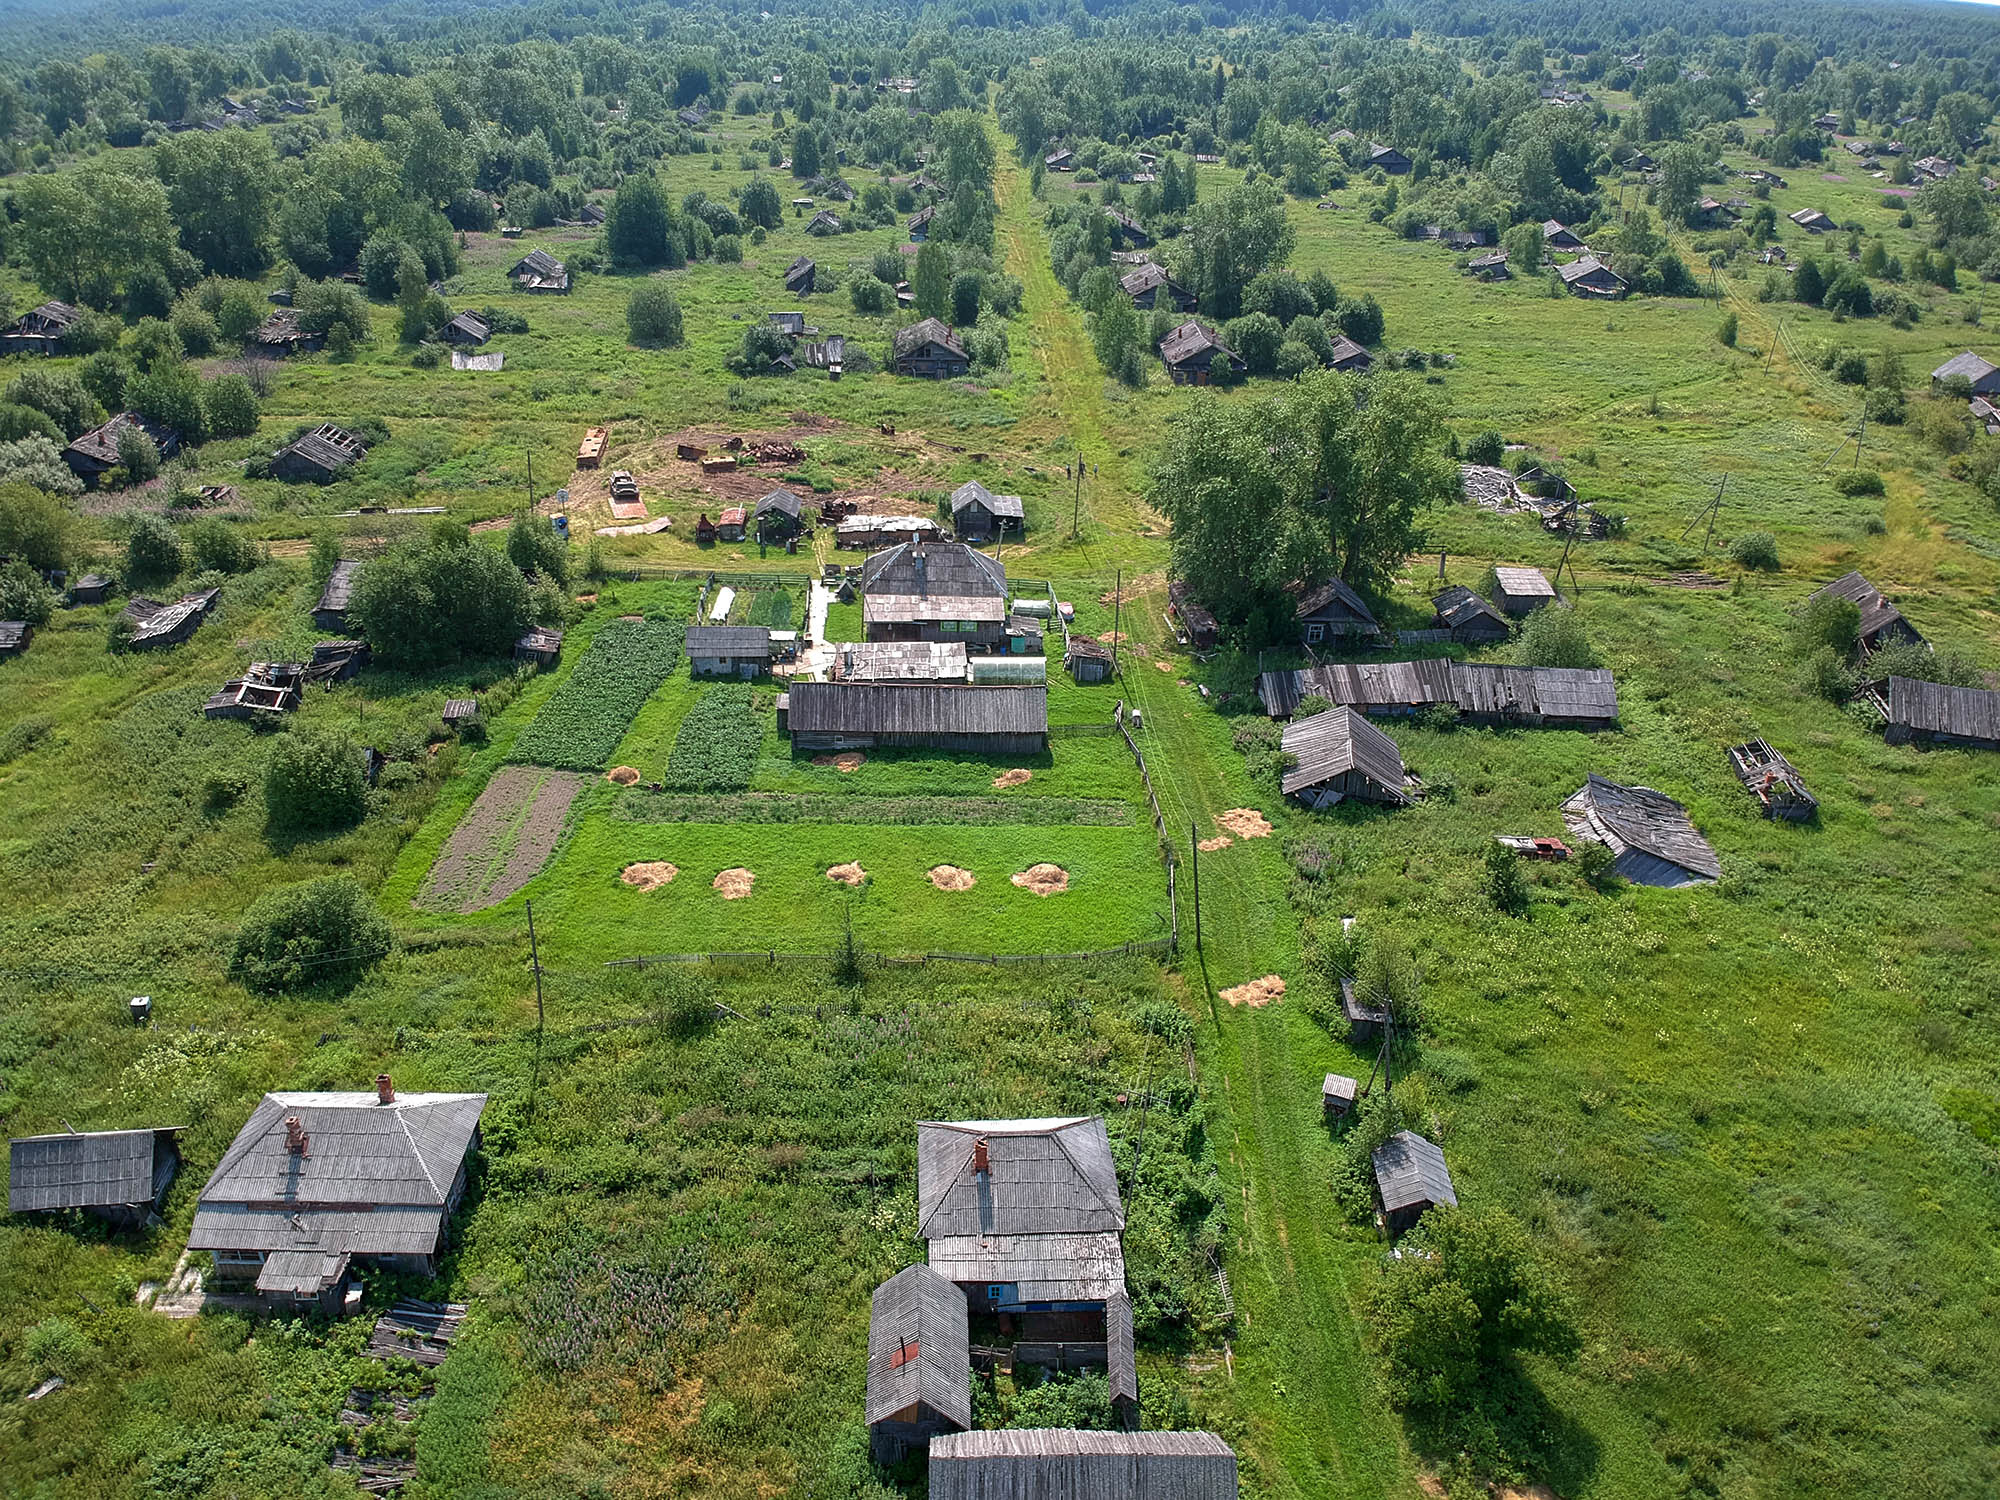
[0,299,83,356]
[1280,706,1410,808]
[866,1264,971,1465]
[441,311,491,346]
[1930,350,2000,397]
[1340,977,1391,1043]
[783,682,1048,753]
[1373,1130,1457,1237]
[907,205,935,241]
[273,424,369,484]
[1866,676,2000,752]
[1788,207,1837,234]
[8,1126,182,1226]
[1557,256,1628,298]
[686,624,775,679]
[0,619,30,658]
[928,1431,1239,1500]
[891,318,970,379]
[69,573,115,606]
[1490,565,1556,615]
[1118,262,1197,313]
[862,539,1010,649]
[1466,249,1511,279]
[1043,147,1073,170]
[828,640,969,683]
[768,310,809,338]
[784,255,817,295]
[1806,571,1925,652]
[753,488,807,542]
[1431,584,1510,644]
[442,698,479,731]
[1259,659,1618,730]
[1325,335,1373,373]
[1294,576,1383,645]
[124,589,219,650]
[1542,220,1587,251]
[187,1078,486,1314]
[1158,320,1246,385]
[1728,738,1818,820]
[203,661,304,719]
[510,248,571,293]
[313,560,362,633]
[250,307,327,356]
[1102,208,1152,247]
[1168,580,1219,651]
[949,479,1025,540]
[62,412,182,486]
[1561,774,1721,886]
[513,628,564,669]
[1369,143,1411,174]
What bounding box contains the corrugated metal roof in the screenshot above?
[928,1429,1239,1500]
[865,593,1008,626]
[1280,707,1405,798]
[1373,1130,1456,1215]
[867,1264,972,1429]
[8,1128,178,1212]
[865,540,1008,599]
[831,641,969,682]
[685,625,773,655]
[1886,676,2000,743]
[788,683,1045,736]
[1561,775,1720,881]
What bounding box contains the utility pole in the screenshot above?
[1853,409,1866,470]
[1765,317,1779,375]
[526,899,545,1033]
[1189,821,1202,952]
[1111,567,1120,678]
[1072,454,1082,540]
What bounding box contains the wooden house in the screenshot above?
[1561,774,1720,886]
[829,641,969,683]
[1168,581,1219,651]
[1103,208,1152,248]
[187,1078,485,1313]
[785,683,1047,753]
[1043,147,1074,171]
[577,202,606,225]
[1373,1130,1456,1237]
[250,308,326,356]
[1788,207,1836,234]
[1729,738,1817,820]
[768,309,809,338]
[1929,350,2000,397]
[510,249,571,293]
[442,698,479,731]
[892,318,970,379]
[686,625,774,678]
[1431,584,1509,644]
[806,209,843,236]
[1368,143,1411,174]
[203,661,304,719]
[1467,249,1511,279]
[310,639,370,681]
[1490,565,1555,616]
[862,540,1009,648]
[124,590,218,650]
[1325,335,1373,374]
[576,426,609,469]
[9,1126,182,1227]
[676,106,707,128]
[441,311,491,346]
[0,619,30,658]
[1280,706,1409,809]
[1557,256,1627,298]
[1118,262,1197,313]
[63,412,182,486]
[1295,576,1382,645]
[1806,571,1924,652]
[273,424,369,484]
[0,300,83,356]
[928,1430,1239,1500]
[866,1264,971,1465]
[753,488,806,542]
[514,628,564,668]
[784,256,817,296]
[313,560,361,633]
[949,479,1024,540]
[908,205,936,242]
[1867,676,2000,752]
[716,506,749,542]
[1542,220,1586,251]
[1322,1073,1358,1118]
[1158,320,1245,385]
[70,573,114,605]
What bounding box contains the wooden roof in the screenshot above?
[1884,676,2000,744]
[279,423,368,473]
[788,682,1044,737]
[1491,565,1554,599]
[1931,350,1997,385]
[8,1127,180,1213]
[754,487,804,519]
[950,479,1025,520]
[65,411,179,468]
[1809,571,1920,644]
[685,625,773,656]
[1373,1130,1456,1215]
[1294,575,1380,629]
[892,317,967,360]
[1158,319,1236,367]
[1260,660,1617,724]
[867,1264,972,1429]
[316,559,360,614]
[1432,584,1506,632]
[1562,774,1721,881]
[928,1430,1239,1500]
[512,248,566,279]
[1280,706,1405,799]
[863,539,1008,599]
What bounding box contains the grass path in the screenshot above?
[1114,594,1418,1500]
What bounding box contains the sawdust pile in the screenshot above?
[1198,836,1232,852]
[1010,863,1069,896]
[928,865,976,891]
[620,862,678,890]
[992,768,1033,789]
[812,752,866,772]
[1154,660,1173,673]
[825,862,867,886]
[1221,974,1286,1008]
[713,868,756,898]
[1216,808,1273,839]
[606,766,641,786]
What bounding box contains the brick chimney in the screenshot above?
[972,1137,990,1177]
[284,1116,309,1156]
[376,1073,395,1105]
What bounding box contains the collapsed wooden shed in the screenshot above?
[1561,774,1720,886]
[1866,676,2000,752]
[1728,738,1817,819]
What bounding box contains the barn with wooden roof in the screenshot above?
[1373,1130,1456,1237]
[1866,676,2000,752]
[1280,707,1409,808]
[1807,571,1924,653]
[124,589,219,650]
[313,559,361,632]
[1489,566,1556,616]
[441,311,491,346]
[9,1126,182,1227]
[1561,774,1721,886]
[273,424,369,484]
[1258,660,1617,730]
[510,248,571,293]
[687,625,774,678]
[928,1430,1239,1500]
[866,1264,971,1464]
[784,683,1046,754]
[187,1077,485,1312]
[1295,576,1383,644]
[1431,584,1509,644]
[950,480,1025,541]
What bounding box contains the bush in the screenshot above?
[1795,592,1860,658]
[170,299,218,356]
[349,540,532,667]
[627,282,685,347]
[1717,312,1738,347]
[506,512,570,586]
[126,513,184,585]
[0,403,63,444]
[1484,839,1527,916]
[228,874,391,992]
[850,276,890,314]
[6,369,104,440]
[1832,469,1884,496]
[1575,841,1618,891]
[115,424,160,485]
[1798,644,1855,703]
[0,558,57,625]
[1728,531,1780,571]
[24,1317,91,1379]
[265,727,367,833]
[76,352,132,413]
[0,485,79,571]
[203,373,260,438]
[127,361,208,444]
[186,518,259,573]
[1513,606,1596,668]
[1463,430,1504,466]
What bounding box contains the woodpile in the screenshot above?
[364,1299,468,1367]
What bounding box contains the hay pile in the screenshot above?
[1010,863,1069,896]
[1220,975,1286,1007]
[713,868,756,898]
[1216,808,1273,839]
[826,862,867,886]
[927,865,976,891]
[621,862,677,890]
[992,768,1033,789]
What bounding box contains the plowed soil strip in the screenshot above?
[420,767,595,913]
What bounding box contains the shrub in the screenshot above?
[1575,841,1618,891]
[186,518,259,573]
[850,276,890,314]
[1832,469,1884,496]
[1795,592,1861,658]
[1869,641,1987,690]
[1717,312,1738,347]
[0,558,57,625]
[127,361,208,444]
[203,374,260,438]
[349,540,532,667]
[1513,606,1596,668]
[265,727,367,833]
[76,352,132,413]
[1463,430,1504,466]
[1484,839,1527,916]
[1911,399,1971,455]
[506,512,570,586]
[0,485,79,571]
[1728,531,1780,571]
[1797,645,1855,703]
[125,513,184,585]
[170,299,218,356]
[115,424,161,485]
[229,874,391,992]
[6,369,104,440]
[24,1317,92,1379]
[627,282,685,347]
[0,403,62,444]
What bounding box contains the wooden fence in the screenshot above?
[604,939,1172,971]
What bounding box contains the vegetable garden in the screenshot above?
[509,619,687,771]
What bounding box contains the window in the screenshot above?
[214,1249,265,1266]
[1306,623,1325,643]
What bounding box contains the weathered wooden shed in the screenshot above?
[250,307,327,356]
[1561,774,1721,886]
[1489,566,1556,616]
[754,488,807,542]
[124,590,218,651]
[927,1430,1239,1500]
[441,311,491,346]
[1728,738,1817,819]
[1868,676,2000,752]
[70,573,115,605]
[1369,143,1412,174]
[866,1264,972,1465]
[1542,219,1586,250]
[785,683,1047,754]
[1373,1130,1456,1238]
[687,625,774,678]
[1167,580,1219,651]
[203,662,304,719]
[1431,585,1509,644]
[313,559,361,633]
[0,299,83,356]
[1557,256,1628,298]
[1325,335,1373,373]
[443,698,480,731]
[1339,977,1391,1044]
[514,628,564,668]
[273,424,369,484]
[0,619,30,658]
[784,255,817,295]
[8,1126,182,1226]
[1280,706,1409,809]
[1067,638,1114,684]
[1322,1073,1358,1118]
[1294,576,1383,645]
[1118,262,1197,313]
[510,248,570,293]
[1806,571,1924,653]
[951,480,1025,540]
